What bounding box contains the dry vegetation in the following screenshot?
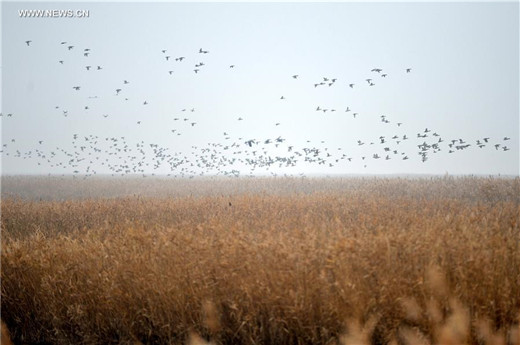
[1,176,519,345]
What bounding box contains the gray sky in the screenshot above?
[2,1,519,176]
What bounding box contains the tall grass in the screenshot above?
[1,177,519,344]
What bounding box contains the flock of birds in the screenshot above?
[1,39,513,178]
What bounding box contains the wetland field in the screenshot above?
[1,176,519,345]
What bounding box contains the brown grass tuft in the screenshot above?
[0,320,13,345]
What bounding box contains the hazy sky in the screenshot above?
[2,1,519,176]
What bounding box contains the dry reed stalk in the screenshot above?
[0,321,13,345]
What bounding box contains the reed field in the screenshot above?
[1,176,519,345]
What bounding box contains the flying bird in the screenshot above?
[25,40,32,46]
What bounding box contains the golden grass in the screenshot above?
[1,177,519,344]
[1,320,13,345]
